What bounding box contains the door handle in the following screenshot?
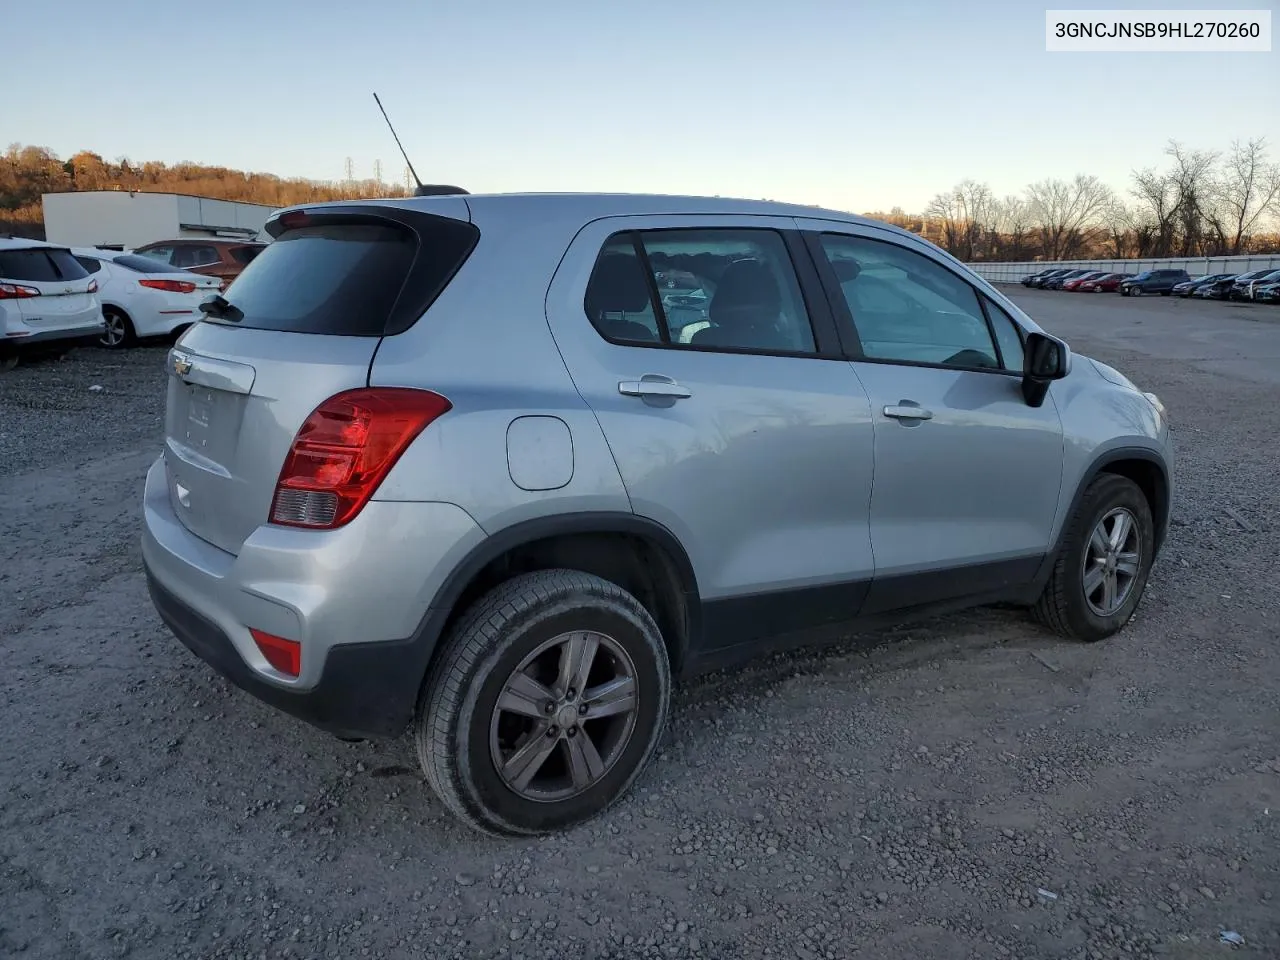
[883,404,933,421]
[618,377,692,400]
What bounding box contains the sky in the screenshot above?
[3,0,1277,214]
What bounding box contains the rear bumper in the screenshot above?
[140,456,486,738]
[1,323,105,354]
[146,571,424,738]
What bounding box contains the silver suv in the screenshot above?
[142,193,1173,835]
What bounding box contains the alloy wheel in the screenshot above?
[1081,507,1142,617]
[100,311,127,348]
[489,630,639,802]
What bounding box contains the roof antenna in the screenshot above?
[372,92,468,197]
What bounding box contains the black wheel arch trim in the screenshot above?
[404,510,702,681]
[1036,445,1171,585]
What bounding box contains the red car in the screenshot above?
[1078,272,1129,292]
[1061,271,1109,291]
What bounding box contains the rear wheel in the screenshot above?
[100,307,135,349]
[416,570,672,836]
[0,354,18,373]
[1032,474,1155,642]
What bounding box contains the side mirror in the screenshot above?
[1022,332,1069,407]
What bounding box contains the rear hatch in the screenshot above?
[0,246,98,329]
[162,203,478,555]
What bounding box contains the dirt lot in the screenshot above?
[2,291,1278,960]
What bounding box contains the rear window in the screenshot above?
[0,248,91,282]
[113,254,189,274]
[218,217,477,336]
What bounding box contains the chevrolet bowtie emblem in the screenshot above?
[172,353,192,376]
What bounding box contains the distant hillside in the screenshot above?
[0,143,410,239]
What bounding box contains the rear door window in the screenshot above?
[136,245,175,265]
[174,245,220,268]
[217,219,475,336]
[75,256,104,274]
[230,245,264,265]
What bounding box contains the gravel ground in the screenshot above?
[2,293,1278,960]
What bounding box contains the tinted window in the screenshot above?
[819,234,1000,370]
[981,296,1025,372]
[0,248,90,283]
[75,256,103,274]
[113,254,188,274]
[218,223,416,336]
[136,245,174,264]
[230,245,265,265]
[584,229,817,354]
[174,245,220,268]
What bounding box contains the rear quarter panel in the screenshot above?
[369,206,633,533]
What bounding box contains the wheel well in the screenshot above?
[1099,457,1169,549]
[441,532,692,672]
[102,303,130,320]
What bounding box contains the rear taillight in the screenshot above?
[250,629,301,677]
[140,279,197,294]
[0,283,40,299]
[270,388,452,530]
[87,279,98,294]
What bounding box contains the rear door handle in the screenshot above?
[618,377,692,400]
[883,404,933,421]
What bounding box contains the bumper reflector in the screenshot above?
[250,629,301,677]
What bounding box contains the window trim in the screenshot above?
[805,229,1027,378]
[581,226,846,361]
[977,293,1027,373]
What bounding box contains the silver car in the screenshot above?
[142,193,1173,835]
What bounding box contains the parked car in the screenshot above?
[1193,275,1241,299]
[1078,273,1130,293]
[1061,271,1110,291]
[1075,273,1126,293]
[1230,268,1280,301]
[142,193,1173,836]
[1253,279,1280,304]
[1118,269,1190,296]
[1044,269,1095,290]
[0,237,105,371]
[132,238,267,288]
[72,248,223,349]
[1029,269,1073,288]
[1171,273,1237,297]
[1021,269,1058,286]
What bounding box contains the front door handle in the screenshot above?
[883,403,933,421]
[619,376,692,400]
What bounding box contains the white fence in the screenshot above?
[968,255,1280,284]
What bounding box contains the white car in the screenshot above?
[71,248,222,349]
[1,237,104,371]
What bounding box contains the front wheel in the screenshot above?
[416,570,672,836]
[1032,474,1155,642]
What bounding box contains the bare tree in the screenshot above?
[1208,138,1280,255]
[1164,141,1218,255]
[1129,166,1180,257]
[925,180,995,260]
[1025,175,1114,259]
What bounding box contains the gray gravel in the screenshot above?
[2,293,1279,960]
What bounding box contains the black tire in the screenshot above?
[100,307,135,349]
[1032,474,1155,642]
[416,569,672,836]
[0,354,18,373]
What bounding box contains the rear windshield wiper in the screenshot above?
[198,294,244,323]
